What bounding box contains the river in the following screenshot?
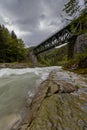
[0,66,61,130]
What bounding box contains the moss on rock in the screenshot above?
[14,71,87,130]
[28,94,87,130]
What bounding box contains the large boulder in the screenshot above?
[16,72,87,130]
[28,94,87,130]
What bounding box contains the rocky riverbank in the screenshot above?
[63,56,87,74]
[0,63,34,69]
[11,69,87,130]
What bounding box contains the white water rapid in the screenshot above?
[0,66,61,130]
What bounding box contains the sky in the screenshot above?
[0,0,84,47]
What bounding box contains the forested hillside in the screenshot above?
[37,45,67,66]
[0,25,27,63]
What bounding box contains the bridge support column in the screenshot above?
[29,51,38,66]
[67,35,77,60]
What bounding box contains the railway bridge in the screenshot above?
[33,17,86,55]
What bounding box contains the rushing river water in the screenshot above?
[0,66,61,130]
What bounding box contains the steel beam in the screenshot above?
[33,20,83,55]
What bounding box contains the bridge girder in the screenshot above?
[33,20,84,55]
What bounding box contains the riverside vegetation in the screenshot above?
[0,25,34,68]
[0,25,27,63]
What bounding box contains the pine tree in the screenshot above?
[63,0,80,17]
[0,24,27,62]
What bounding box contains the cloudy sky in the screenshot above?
[0,0,84,47]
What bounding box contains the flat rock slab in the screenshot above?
[14,71,87,130]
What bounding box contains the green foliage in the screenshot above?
[37,45,68,66]
[63,0,87,35]
[63,0,87,17]
[75,47,87,61]
[63,45,87,73]
[70,11,87,35]
[63,0,80,17]
[0,24,27,63]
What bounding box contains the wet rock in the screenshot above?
[28,93,87,130]
[13,71,87,130]
[45,80,77,96]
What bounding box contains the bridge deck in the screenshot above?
[33,16,85,55]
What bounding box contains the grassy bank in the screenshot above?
[0,62,34,68]
[63,54,87,74]
[37,45,68,66]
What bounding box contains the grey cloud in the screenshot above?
[0,0,68,46]
[40,14,46,20]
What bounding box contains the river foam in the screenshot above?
[0,66,61,80]
[0,66,61,130]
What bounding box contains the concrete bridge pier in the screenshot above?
[67,35,77,60]
[29,51,38,66]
